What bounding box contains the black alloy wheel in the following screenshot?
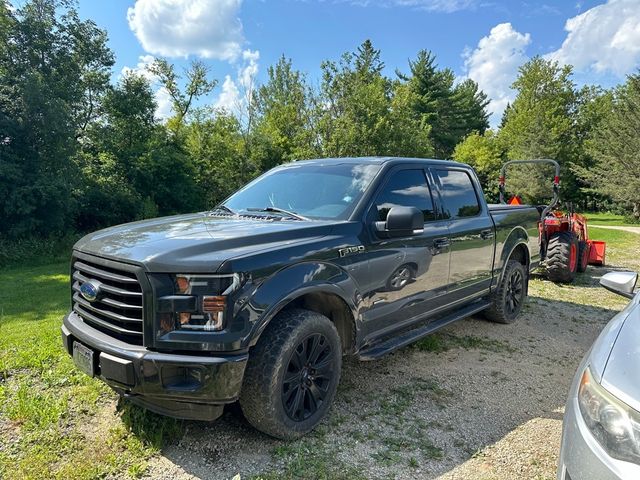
[239,308,342,439]
[504,267,524,317]
[483,259,528,324]
[282,333,334,421]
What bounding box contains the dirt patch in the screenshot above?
[143,264,627,480]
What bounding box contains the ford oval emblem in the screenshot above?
[80,280,101,302]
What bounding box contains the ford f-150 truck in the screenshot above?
[62,157,540,439]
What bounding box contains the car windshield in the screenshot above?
[223,162,382,220]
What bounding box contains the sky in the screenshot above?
[58,0,640,124]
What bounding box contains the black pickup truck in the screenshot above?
[62,157,540,439]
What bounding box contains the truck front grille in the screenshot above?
[71,256,144,345]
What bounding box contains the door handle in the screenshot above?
[433,238,450,249]
[480,229,494,240]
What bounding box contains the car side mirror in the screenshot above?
[374,206,424,238]
[600,271,638,299]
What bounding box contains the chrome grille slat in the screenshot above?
[73,293,143,324]
[74,304,143,336]
[71,256,144,345]
[72,282,142,310]
[73,272,142,297]
[73,261,139,284]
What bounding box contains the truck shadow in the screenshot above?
[121,272,625,479]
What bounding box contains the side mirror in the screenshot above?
[374,206,424,238]
[600,271,638,299]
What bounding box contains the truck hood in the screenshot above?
[74,212,336,272]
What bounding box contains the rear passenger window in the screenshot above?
[374,169,436,222]
[435,169,481,218]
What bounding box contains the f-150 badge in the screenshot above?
[338,245,365,257]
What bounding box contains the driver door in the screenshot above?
[361,167,451,339]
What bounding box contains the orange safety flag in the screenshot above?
[508,195,522,205]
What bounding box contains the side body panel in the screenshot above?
[489,205,541,288]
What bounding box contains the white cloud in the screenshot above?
[127,0,244,61]
[463,22,531,125]
[214,49,260,116]
[120,54,157,82]
[546,0,640,77]
[154,88,174,120]
[215,75,241,112]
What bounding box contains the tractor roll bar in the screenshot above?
[499,159,561,220]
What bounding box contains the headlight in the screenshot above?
[157,273,243,333]
[578,366,640,465]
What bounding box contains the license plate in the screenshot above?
[73,341,95,377]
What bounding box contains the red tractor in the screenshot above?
[499,159,606,283]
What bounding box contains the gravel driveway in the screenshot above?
[144,252,637,480]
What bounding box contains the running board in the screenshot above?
[357,300,491,361]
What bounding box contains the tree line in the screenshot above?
[1,0,639,243]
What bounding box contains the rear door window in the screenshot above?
[434,169,481,219]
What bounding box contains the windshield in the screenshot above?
[223,163,382,220]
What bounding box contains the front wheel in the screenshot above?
[484,260,527,324]
[239,308,342,440]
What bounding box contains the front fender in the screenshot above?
[238,262,360,348]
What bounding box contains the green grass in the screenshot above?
[0,262,181,479]
[584,212,639,226]
[588,226,640,270]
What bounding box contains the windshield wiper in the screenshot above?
[210,204,237,215]
[246,207,310,221]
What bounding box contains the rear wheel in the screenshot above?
[239,308,341,440]
[577,240,590,273]
[546,231,578,283]
[484,260,527,324]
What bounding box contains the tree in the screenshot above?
[453,131,504,202]
[317,40,392,157]
[397,50,489,158]
[0,0,114,236]
[148,58,217,128]
[316,40,432,158]
[185,108,252,207]
[576,74,640,219]
[77,73,201,228]
[498,57,580,204]
[252,56,317,169]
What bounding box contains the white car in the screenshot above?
[558,271,640,480]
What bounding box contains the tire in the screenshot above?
[385,264,414,291]
[577,240,589,273]
[484,260,527,324]
[239,308,342,440]
[546,231,578,283]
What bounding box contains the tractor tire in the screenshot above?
[546,232,578,283]
[484,260,527,324]
[239,308,342,440]
[577,240,589,273]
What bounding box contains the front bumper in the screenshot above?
[558,393,640,480]
[62,311,248,421]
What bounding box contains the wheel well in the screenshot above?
[509,243,529,267]
[283,292,355,355]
